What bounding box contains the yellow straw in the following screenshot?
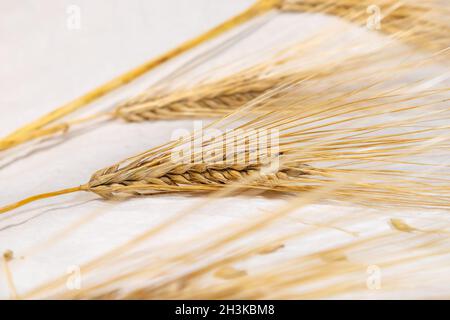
[0,185,86,215]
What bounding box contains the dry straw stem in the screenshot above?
[1,0,447,151]
[0,0,280,152]
[2,251,18,299]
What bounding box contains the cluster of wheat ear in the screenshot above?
[1,0,449,300]
[1,39,449,214]
[0,0,447,152]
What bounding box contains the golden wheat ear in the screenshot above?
[282,0,450,51]
[0,0,280,152]
[3,0,448,152]
[0,30,424,151]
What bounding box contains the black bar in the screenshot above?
[1,300,447,318]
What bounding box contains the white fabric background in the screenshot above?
[0,1,448,299]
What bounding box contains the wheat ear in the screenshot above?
[0,36,413,147]
[0,0,280,152]
[282,0,450,51]
[0,186,85,215]
[2,0,447,152]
